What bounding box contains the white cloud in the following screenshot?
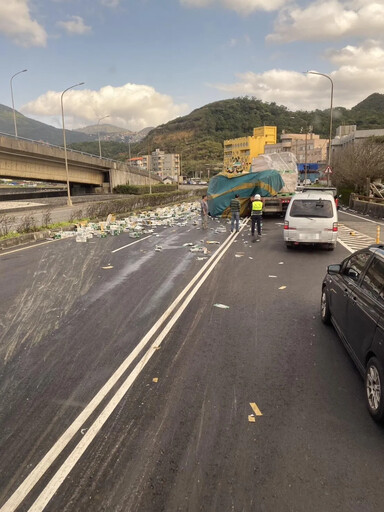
[212,41,384,110]
[21,83,189,131]
[267,0,384,43]
[180,0,288,14]
[326,39,384,67]
[0,0,47,47]
[57,16,91,35]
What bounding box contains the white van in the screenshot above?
[284,191,338,250]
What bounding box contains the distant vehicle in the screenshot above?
[199,181,208,185]
[284,191,338,250]
[301,186,340,209]
[321,245,384,422]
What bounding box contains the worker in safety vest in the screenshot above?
[251,194,263,241]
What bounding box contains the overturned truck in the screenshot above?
[208,152,298,217]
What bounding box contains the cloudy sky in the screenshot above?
[1,0,384,131]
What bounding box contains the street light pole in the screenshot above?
[61,82,84,207]
[97,115,110,158]
[307,71,334,185]
[10,69,27,138]
[147,143,152,194]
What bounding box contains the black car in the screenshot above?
[321,245,384,422]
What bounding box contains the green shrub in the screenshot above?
[113,184,178,195]
[338,187,354,206]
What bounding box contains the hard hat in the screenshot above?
[254,194,261,200]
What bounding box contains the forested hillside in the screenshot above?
[0,104,92,145]
[67,94,384,175]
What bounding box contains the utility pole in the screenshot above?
[304,132,308,184]
[147,142,152,194]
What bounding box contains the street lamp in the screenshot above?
[61,82,84,206]
[10,69,27,138]
[306,71,334,185]
[97,115,110,158]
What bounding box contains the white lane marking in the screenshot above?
[0,239,59,256]
[27,218,244,512]
[0,220,246,512]
[337,222,378,253]
[337,238,354,254]
[341,210,384,226]
[111,235,152,253]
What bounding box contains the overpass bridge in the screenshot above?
[0,134,161,194]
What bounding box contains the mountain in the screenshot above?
[77,123,153,143]
[131,94,384,174]
[352,93,384,112]
[0,104,93,145]
[77,124,133,135]
[2,93,384,174]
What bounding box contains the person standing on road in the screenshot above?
[230,194,241,233]
[200,194,208,230]
[251,193,263,241]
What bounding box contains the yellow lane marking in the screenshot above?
[248,402,263,423]
[249,402,263,417]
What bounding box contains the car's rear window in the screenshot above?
[290,199,333,218]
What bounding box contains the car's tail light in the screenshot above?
[325,222,338,232]
[284,221,296,230]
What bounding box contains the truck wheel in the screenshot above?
[365,358,384,423]
[286,242,293,250]
[320,287,331,325]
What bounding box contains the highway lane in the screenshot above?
[1,213,384,511]
[339,209,383,242]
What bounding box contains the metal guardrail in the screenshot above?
[0,130,163,182]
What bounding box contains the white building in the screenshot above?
[332,125,384,155]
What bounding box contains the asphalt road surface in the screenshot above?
[1,209,384,512]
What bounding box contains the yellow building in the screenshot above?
[223,126,277,172]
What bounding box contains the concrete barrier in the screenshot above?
[0,190,205,251]
[349,194,384,219]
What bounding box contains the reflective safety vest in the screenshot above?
[251,200,263,214]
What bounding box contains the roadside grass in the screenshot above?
[0,218,88,241]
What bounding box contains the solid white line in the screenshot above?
[0,239,59,257]
[0,220,246,512]
[337,238,354,254]
[111,235,152,253]
[27,218,245,512]
[341,210,384,226]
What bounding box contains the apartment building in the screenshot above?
[223,126,277,171]
[265,132,328,164]
[331,125,384,155]
[127,149,180,182]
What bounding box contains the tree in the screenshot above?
[332,137,384,192]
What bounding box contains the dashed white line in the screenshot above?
[111,235,152,253]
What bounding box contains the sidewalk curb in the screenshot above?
[0,230,53,251]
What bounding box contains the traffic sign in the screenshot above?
[324,166,333,174]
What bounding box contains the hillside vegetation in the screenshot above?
[75,94,384,176]
[3,94,384,176]
[0,105,92,145]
